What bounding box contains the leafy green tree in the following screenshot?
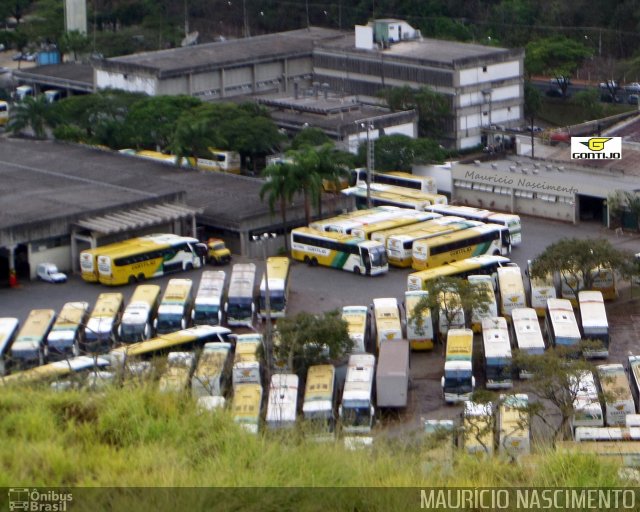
[525,36,592,97]
[273,310,352,375]
[170,107,225,167]
[222,113,283,173]
[259,162,296,252]
[125,95,201,150]
[290,127,331,150]
[529,238,633,298]
[357,134,447,172]
[574,89,604,120]
[23,0,64,46]
[412,277,493,346]
[59,30,91,62]
[7,95,55,139]
[512,346,596,443]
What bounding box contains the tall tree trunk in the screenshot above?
[280,197,289,253]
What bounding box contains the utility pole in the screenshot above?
[253,233,276,384]
[365,122,374,208]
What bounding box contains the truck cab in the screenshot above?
[207,238,231,265]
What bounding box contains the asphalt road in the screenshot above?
[2,214,640,435]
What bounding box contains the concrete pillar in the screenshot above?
[220,68,226,98]
[6,245,16,272]
[240,230,249,257]
[191,214,198,239]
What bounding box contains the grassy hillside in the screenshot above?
[0,384,627,510]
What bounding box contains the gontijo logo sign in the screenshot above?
[571,137,621,159]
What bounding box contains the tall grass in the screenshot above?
[0,385,629,510]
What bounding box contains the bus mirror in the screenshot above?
[471,376,476,388]
[181,319,186,329]
[440,376,445,388]
[153,319,158,329]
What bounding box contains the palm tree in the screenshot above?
[8,95,55,139]
[313,144,353,216]
[288,147,323,225]
[260,162,296,252]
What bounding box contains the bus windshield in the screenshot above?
[341,405,372,427]
[120,323,146,342]
[368,246,388,267]
[227,300,252,319]
[261,291,285,311]
[156,314,184,333]
[193,306,220,324]
[444,371,473,393]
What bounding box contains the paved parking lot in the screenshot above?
[2,214,640,436]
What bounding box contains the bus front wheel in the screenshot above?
[186,263,194,271]
[303,256,311,265]
[128,275,136,285]
[137,273,145,281]
[310,257,318,266]
[354,266,361,275]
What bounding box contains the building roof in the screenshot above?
[97,27,344,78]
[12,63,94,92]
[316,33,523,68]
[0,137,290,245]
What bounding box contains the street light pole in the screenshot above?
[253,232,276,383]
[361,121,374,209]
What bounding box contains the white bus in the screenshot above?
[462,401,495,455]
[353,168,438,194]
[498,394,531,458]
[191,342,232,398]
[0,318,19,375]
[232,333,262,389]
[350,210,441,240]
[225,263,257,327]
[232,383,263,434]
[468,274,498,333]
[574,426,640,442]
[266,373,299,430]
[597,364,636,427]
[46,302,90,361]
[155,279,194,335]
[545,298,581,350]
[570,370,604,430]
[192,271,226,326]
[496,266,526,320]
[510,308,546,379]
[526,260,556,317]
[11,309,56,369]
[119,285,161,342]
[85,293,124,354]
[481,317,513,390]
[404,290,434,351]
[425,204,522,246]
[196,149,241,174]
[259,257,290,319]
[303,364,336,433]
[291,227,388,276]
[339,353,376,434]
[341,306,370,353]
[578,291,609,359]
[309,206,405,234]
[371,298,403,350]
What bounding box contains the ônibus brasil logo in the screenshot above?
[571,136,621,159]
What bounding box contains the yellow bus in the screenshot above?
[259,256,291,319]
[497,265,526,320]
[303,364,337,433]
[46,301,90,361]
[526,260,556,317]
[0,318,19,375]
[341,305,370,353]
[196,149,241,174]
[84,293,124,354]
[108,325,232,368]
[372,297,403,349]
[468,275,497,333]
[0,355,111,387]
[155,278,194,335]
[350,210,440,240]
[233,383,263,434]
[406,255,512,292]
[232,333,262,389]
[79,241,131,283]
[191,341,232,398]
[385,217,481,267]
[560,267,618,305]
[10,309,56,370]
[158,351,196,393]
[291,227,388,276]
[404,290,434,351]
[134,150,194,168]
[119,284,162,342]
[442,328,474,403]
[81,234,204,286]
[342,185,447,212]
[498,394,531,458]
[411,223,510,271]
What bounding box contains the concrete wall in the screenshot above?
[458,60,520,87]
[28,243,71,280]
[95,69,157,95]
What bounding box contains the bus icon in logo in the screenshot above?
[8,488,30,511]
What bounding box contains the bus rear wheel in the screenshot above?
[137,273,146,281]
[303,256,311,265]
[354,266,361,275]
[186,263,194,271]
[310,257,318,266]
[128,275,137,285]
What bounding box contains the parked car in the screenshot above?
[599,80,618,89]
[549,76,571,86]
[549,132,570,146]
[628,94,639,105]
[36,263,67,283]
[624,82,640,93]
